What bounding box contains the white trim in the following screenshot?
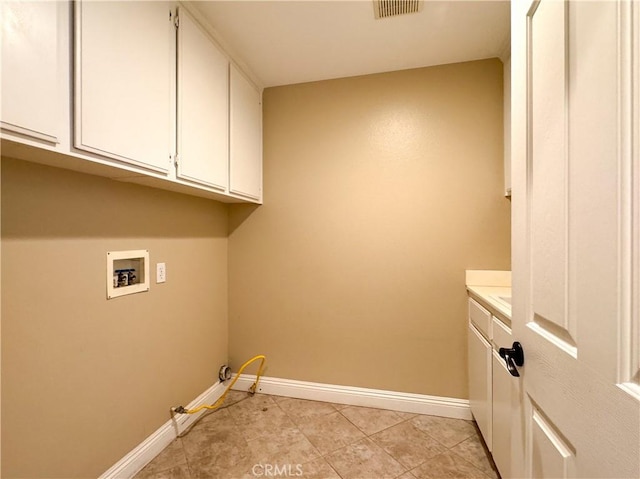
[231,374,472,420]
[99,381,226,479]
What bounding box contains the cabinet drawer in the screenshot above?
[469,298,491,338]
[492,315,512,351]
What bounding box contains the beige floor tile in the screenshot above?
[135,463,191,479]
[131,394,495,479]
[228,394,299,442]
[410,415,477,448]
[235,406,298,442]
[325,438,407,479]
[181,411,251,466]
[277,397,338,424]
[133,439,187,479]
[187,453,257,479]
[395,411,419,421]
[227,393,277,422]
[299,457,341,479]
[410,451,491,479]
[272,394,293,403]
[298,411,366,454]
[339,405,405,435]
[178,404,257,478]
[239,463,308,479]
[246,426,320,465]
[370,421,447,469]
[182,416,256,479]
[196,405,239,428]
[450,435,498,478]
[222,389,254,407]
[330,402,350,410]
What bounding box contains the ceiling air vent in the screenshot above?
[373,0,424,19]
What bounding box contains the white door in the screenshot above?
[511,1,640,478]
[74,1,174,173]
[176,7,229,191]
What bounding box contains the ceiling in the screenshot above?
[192,0,511,88]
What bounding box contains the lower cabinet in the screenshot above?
[468,323,493,449]
[467,297,513,478]
[492,350,512,476]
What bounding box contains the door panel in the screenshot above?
[530,406,575,479]
[512,0,640,477]
[530,0,570,345]
[566,0,620,378]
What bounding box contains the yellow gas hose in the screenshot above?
[172,354,266,415]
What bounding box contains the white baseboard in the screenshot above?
[231,375,472,420]
[99,381,226,479]
[101,375,471,479]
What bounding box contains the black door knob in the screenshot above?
[499,341,524,377]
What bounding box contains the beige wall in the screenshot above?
[229,59,511,399]
[1,158,228,478]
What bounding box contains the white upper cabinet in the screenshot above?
[230,64,262,201]
[74,1,174,173]
[1,1,262,204]
[176,7,229,191]
[1,1,59,143]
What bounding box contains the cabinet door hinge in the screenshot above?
[169,9,179,28]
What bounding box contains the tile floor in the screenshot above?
[134,391,499,479]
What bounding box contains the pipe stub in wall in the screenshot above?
[219,365,232,382]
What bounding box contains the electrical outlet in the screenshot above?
[156,263,166,283]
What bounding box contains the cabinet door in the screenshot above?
[1,1,58,143]
[74,1,174,173]
[491,316,512,477]
[468,323,492,450]
[492,352,511,478]
[176,7,228,190]
[230,65,262,201]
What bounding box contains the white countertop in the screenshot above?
[466,285,512,321]
[465,270,512,321]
